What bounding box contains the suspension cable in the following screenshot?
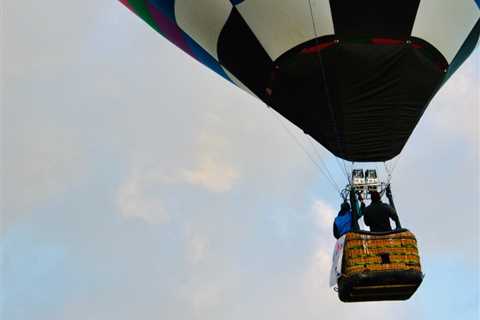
[269,108,342,194]
[384,161,391,178]
[384,154,402,185]
[306,0,351,184]
[306,136,342,191]
[336,156,351,184]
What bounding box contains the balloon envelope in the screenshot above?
[119,0,480,162]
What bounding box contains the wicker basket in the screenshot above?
[343,230,422,276]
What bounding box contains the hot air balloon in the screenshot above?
[118,0,480,302]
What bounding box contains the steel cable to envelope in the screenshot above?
[383,162,392,186]
[384,154,402,186]
[307,136,356,198]
[306,135,343,191]
[306,0,352,185]
[268,107,342,194]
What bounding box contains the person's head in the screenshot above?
[370,191,381,202]
[340,201,350,213]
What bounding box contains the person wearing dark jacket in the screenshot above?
[361,191,401,232]
[333,202,353,239]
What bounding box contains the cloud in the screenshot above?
[305,245,332,290]
[116,128,239,223]
[304,199,336,290]
[181,117,240,192]
[182,159,238,192]
[185,226,210,264]
[311,199,336,231]
[116,168,169,224]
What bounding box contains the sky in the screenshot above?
[1,1,479,320]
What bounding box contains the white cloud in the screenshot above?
[304,199,336,289]
[182,125,239,193]
[185,227,209,265]
[115,128,239,223]
[182,155,238,193]
[116,169,169,224]
[304,245,332,291]
[311,199,336,231]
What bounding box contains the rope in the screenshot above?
[269,108,342,194]
[306,136,341,191]
[384,154,402,185]
[306,0,351,184]
[384,162,392,182]
[336,156,351,184]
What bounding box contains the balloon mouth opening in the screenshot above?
[264,36,448,162]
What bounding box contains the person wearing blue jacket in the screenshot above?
[333,202,354,239]
[333,188,365,239]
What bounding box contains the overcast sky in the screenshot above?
[1,1,479,320]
